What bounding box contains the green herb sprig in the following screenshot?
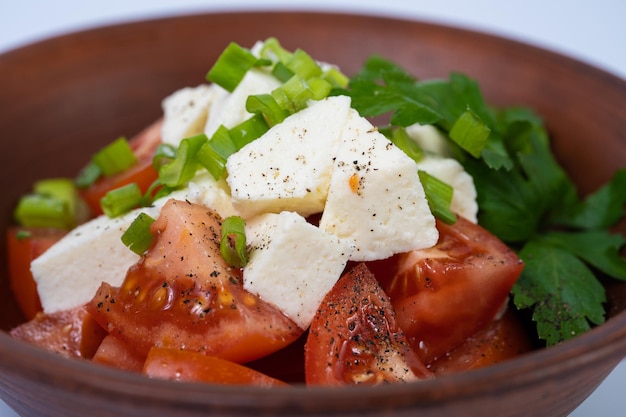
[342,56,626,346]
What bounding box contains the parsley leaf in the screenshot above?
[514,240,607,345]
[536,231,626,281]
[550,168,626,229]
[345,55,626,346]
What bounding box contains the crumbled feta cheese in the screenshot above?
[415,156,478,223]
[226,96,352,219]
[405,122,453,157]
[320,109,439,261]
[32,173,235,313]
[185,171,237,219]
[243,211,355,329]
[161,84,221,147]
[31,206,157,314]
[204,69,281,137]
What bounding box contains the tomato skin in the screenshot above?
[374,216,524,364]
[92,335,146,372]
[10,305,107,359]
[143,348,289,387]
[305,263,433,386]
[6,226,66,320]
[79,119,162,216]
[427,308,533,375]
[87,199,303,363]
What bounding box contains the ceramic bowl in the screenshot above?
[0,11,625,417]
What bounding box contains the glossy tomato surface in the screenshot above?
[372,216,524,363]
[10,305,106,359]
[143,347,289,386]
[6,227,66,320]
[87,199,302,363]
[305,263,433,385]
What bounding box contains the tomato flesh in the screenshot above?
[144,348,289,386]
[87,199,303,363]
[373,216,524,364]
[79,119,162,216]
[305,263,433,385]
[92,335,146,372]
[427,308,533,375]
[6,227,66,320]
[10,305,106,359]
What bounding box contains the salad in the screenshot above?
[7,38,626,386]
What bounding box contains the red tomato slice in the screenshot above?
[427,308,533,375]
[92,335,146,372]
[143,348,289,386]
[6,226,66,320]
[304,263,433,386]
[87,199,303,364]
[79,118,162,216]
[372,216,524,364]
[10,305,107,359]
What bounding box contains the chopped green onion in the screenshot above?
[152,143,177,170]
[220,216,248,268]
[74,161,102,189]
[307,77,333,101]
[197,126,238,180]
[100,183,142,218]
[34,178,79,216]
[259,37,293,63]
[449,108,491,158]
[271,75,332,114]
[158,134,208,188]
[418,170,457,224]
[206,42,260,92]
[228,113,270,149]
[246,94,289,126]
[93,137,137,177]
[14,194,74,229]
[321,67,350,89]
[271,62,296,83]
[14,178,82,229]
[16,229,32,240]
[121,212,156,255]
[383,127,423,163]
[286,49,322,80]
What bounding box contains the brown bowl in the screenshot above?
[0,11,625,417]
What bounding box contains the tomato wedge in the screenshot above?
[305,263,433,386]
[6,226,66,320]
[79,119,162,216]
[10,305,106,359]
[144,348,289,386]
[372,216,524,364]
[87,199,303,363]
[428,308,533,375]
[92,335,146,372]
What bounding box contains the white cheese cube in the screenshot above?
[185,171,237,219]
[161,84,221,147]
[204,69,281,137]
[31,173,235,314]
[31,206,157,313]
[226,96,352,219]
[320,109,438,261]
[244,211,354,329]
[405,122,452,158]
[415,156,479,223]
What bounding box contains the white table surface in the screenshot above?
[1,1,624,416]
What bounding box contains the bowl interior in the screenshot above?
[0,10,625,417]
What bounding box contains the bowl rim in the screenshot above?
[1,9,625,412]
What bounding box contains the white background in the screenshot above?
[0,1,625,416]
